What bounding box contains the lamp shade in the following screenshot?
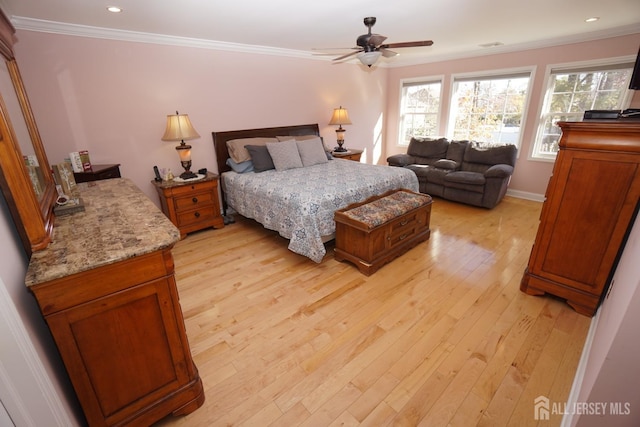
[161,113,200,142]
[328,106,352,126]
[357,51,382,67]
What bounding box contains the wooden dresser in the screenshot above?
[153,172,224,238]
[520,120,640,316]
[26,179,204,426]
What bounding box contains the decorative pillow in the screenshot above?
[267,140,303,171]
[278,134,332,153]
[227,137,278,163]
[226,157,254,173]
[297,137,329,167]
[246,145,275,172]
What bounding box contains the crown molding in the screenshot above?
[11,16,321,61]
[11,16,640,68]
[388,24,640,67]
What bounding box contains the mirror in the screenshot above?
[0,10,55,255]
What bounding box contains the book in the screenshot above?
[79,150,92,171]
[69,151,83,172]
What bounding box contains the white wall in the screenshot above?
[567,211,640,427]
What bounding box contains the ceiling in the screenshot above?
[1,0,639,66]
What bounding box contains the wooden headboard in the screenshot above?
[211,123,320,216]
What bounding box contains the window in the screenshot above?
[449,72,532,148]
[398,80,442,145]
[532,62,634,159]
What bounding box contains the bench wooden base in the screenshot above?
[334,189,432,275]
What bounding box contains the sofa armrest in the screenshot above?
[433,159,459,170]
[484,164,514,178]
[387,153,414,167]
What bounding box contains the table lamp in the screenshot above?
[161,111,200,179]
[328,106,352,152]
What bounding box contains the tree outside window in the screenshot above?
[533,65,633,160]
[399,81,441,145]
[449,74,531,148]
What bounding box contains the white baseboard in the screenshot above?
[506,189,545,202]
[560,309,601,427]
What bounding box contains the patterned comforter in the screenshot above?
[222,158,419,262]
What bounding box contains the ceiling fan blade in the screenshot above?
[368,34,387,47]
[381,40,433,49]
[380,48,398,58]
[333,50,362,61]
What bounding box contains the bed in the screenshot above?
[212,124,419,262]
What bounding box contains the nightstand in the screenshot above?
[152,172,224,238]
[74,163,121,183]
[332,149,363,162]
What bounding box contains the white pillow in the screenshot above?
[266,140,303,171]
[297,137,329,167]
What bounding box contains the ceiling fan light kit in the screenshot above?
[358,51,382,67]
[326,16,433,67]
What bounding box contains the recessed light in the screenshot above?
[107,6,122,13]
[585,17,599,23]
[479,42,504,48]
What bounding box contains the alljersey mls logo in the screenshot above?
[534,395,631,420]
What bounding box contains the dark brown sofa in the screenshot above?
[387,137,517,208]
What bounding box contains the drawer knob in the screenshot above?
[192,197,198,203]
[194,211,200,218]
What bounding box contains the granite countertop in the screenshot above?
[25,178,180,287]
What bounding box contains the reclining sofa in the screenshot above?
[387,137,517,209]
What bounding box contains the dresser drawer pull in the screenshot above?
[400,219,408,226]
[194,212,200,218]
[399,233,408,240]
[192,197,198,203]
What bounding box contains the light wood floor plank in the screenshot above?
[155,196,591,427]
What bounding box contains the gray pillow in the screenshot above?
[297,138,329,167]
[246,145,275,172]
[267,140,303,171]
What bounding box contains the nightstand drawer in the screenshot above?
[170,180,216,197]
[174,191,215,212]
[176,205,217,228]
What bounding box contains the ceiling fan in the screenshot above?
[326,17,433,67]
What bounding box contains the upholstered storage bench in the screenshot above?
[334,189,432,275]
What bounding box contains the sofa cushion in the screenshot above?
[444,171,486,186]
[464,143,517,166]
[426,167,449,185]
[407,137,449,159]
[433,159,458,170]
[446,140,468,164]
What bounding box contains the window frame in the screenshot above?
[397,75,444,146]
[530,56,635,162]
[446,67,535,150]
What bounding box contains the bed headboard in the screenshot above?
[211,123,320,176]
[211,123,320,216]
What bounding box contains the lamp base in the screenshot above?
[179,171,198,180]
[333,146,348,152]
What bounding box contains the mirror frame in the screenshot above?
[0,9,55,256]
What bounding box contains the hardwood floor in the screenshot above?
[155,196,591,427]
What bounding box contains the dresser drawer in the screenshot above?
[174,191,215,212]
